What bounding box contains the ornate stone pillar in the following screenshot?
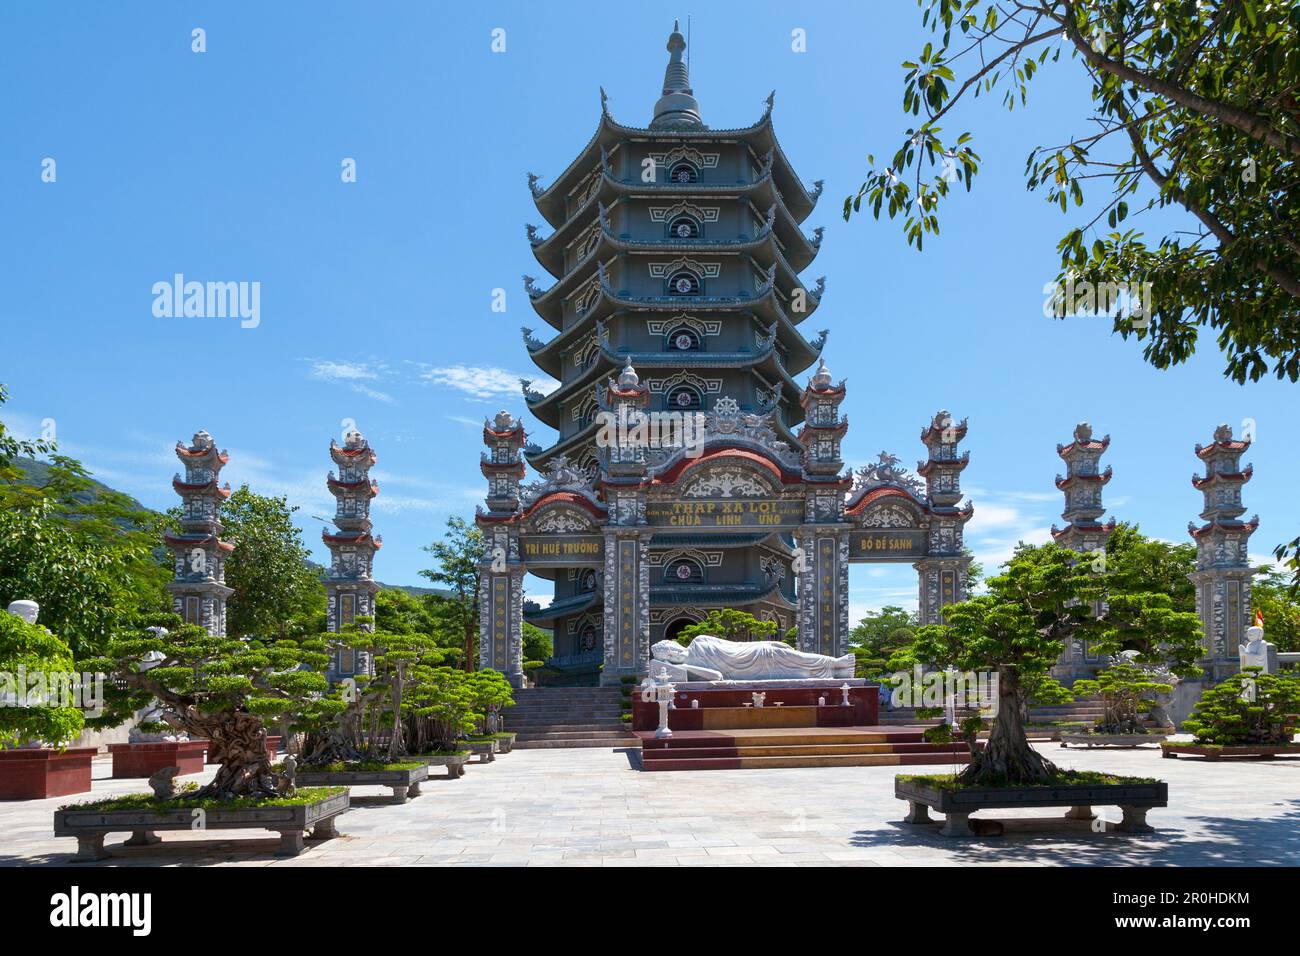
[914,410,973,625]
[478,561,526,687]
[475,410,527,686]
[1188,424,1258,683]
[796,526,848,656]
[602,529,649,683]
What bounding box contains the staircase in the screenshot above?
[507,687,639,750]
[879,695,1108,728]
[639,726,972,771]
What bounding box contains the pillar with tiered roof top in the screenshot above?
[913,410,973,626]
[1050,421,1117,682]
[165,430,234,636]
[323,428,381,679]
[477,412,526,685]
[1188,423,1258,681]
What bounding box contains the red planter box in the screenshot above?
[0,747,98,800]
[107,741,209,778]
[204,736,282,764]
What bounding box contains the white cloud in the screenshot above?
[416,364,557,400]
[307,359,382,383]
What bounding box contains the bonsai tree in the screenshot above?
[407,666,477,753]
[910,543,1100,785]
[1072,661,1174,735]
[1182,670,1300,747]
[298,619,444,764]
[466,669,515,735]
[0,608,84,749]
[86,614,330,799]
[676,609,776,645]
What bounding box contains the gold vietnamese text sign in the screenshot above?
[520,534,604,564]
[646,499,804,528]
[848,529,927,561]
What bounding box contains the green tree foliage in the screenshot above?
[0,609,85,748]
[676,608,777,645]
[1091,524,1204,677]
[522,621,553,662]
[909,543,1098,784]
[408,667,479,752]
[420,516,484,670]
[1181,669,1300,746]
[209,486,323,640]
[1252,569,1300,652]
[849,605,918,676]
[1072,662,1174,734]
[85,613,330,798]
[846,1,1300,383]
[466,669,516,734]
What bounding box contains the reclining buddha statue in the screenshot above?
[649,634,856,682]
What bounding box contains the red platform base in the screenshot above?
[0,747,98,799]
[107,741,208,778]
[633,683,879,732]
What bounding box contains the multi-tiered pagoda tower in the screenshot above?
[323,429,381,680]
[1050,421,1116,682]
[164,430,234,635]
[1188,423,1258,680]
[518,23,826,671]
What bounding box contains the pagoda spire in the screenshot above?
[323,426,381,679]
[164,430,234,635]
[650,20,704,130]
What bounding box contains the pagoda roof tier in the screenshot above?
[523,591,599,623]
[845,484,929,519]
[329,441,376,468]
[163,532,235,553]
[1191,465,1253,489]
[649,578,793,608]
[171,477,233,499]
[916,452,970,477]
[321,531,383,550]
[1056,436,1110,457]
[525,305,826,381]
[327,475,379,497]
[175,441,229,468]
[530,198,821,279]
[526,237,822,328]
[479,455,526,479]
[1194,437,1250,460]
[1054,466,1113,490]
[524,341,806,431]
[920,417,969,445]
[518,490,609,524]
[651,446,804,489]
[1051,519,1117,541]
[527,259,816,333]
[530,103,820,229]
[796,420,849,443]
[1187,516,1260,538]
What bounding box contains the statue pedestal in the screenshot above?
[632,682,880,732]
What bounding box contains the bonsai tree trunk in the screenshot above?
[170,709,278,799]
[959,665,1059,786]
[388,675,406,759]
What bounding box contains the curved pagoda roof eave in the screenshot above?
[531,107,820,229]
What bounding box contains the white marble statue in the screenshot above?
[649,635,856,682]
[1239,624,1279,675]
[6,600,38,624]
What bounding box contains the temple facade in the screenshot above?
[323,428,382,680]
[477,24,972,686]
[164,430,234,636]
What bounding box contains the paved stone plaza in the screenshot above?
[2,743,1297,866]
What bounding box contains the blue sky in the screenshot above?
[1,2,1293,622]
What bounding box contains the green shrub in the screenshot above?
[1182,670,1300,746]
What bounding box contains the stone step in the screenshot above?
[639,751,972,771]
[641,741,968,759]
[513,737,638,750]
[514,728,630,739]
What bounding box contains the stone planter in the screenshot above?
[53,789,350,860]
[465,739,498,763]
[1060,732,1168,749]
[0,747,98,800]
[295,764,429,804]
[108,741,208,778]
[416,752,470,778]
[1161,742,1300,761]
[896,776,1168,838]
[493,733,517,754]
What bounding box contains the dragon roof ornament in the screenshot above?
[851,451,926,499]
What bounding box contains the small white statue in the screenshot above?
[751,691,766,708]
[1240,624,1278,675]
[840,683,852,707]
[640,670,676,739]
[7,600,38,624]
